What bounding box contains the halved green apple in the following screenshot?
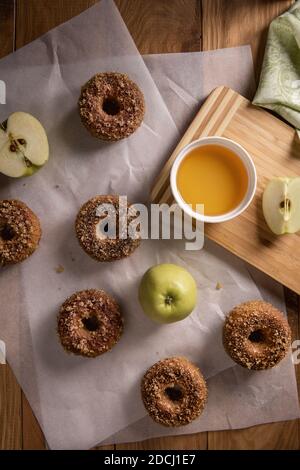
[262,177,300,235]
[0,112,49,177]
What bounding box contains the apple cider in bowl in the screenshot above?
[170,136,257,224]
[177,145,248,216]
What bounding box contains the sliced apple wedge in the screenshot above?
[262,177,300,235]
[0,112,49,177]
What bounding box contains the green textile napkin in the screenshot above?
[253,1,300,136]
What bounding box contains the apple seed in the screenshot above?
[9,139,33,167]
[24,156,33,168]
[279,198,291,222]
[279,198,291,211]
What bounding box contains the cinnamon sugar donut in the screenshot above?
[57,289,123,358]
[141,357,208,427]
[78,72,145,141]
[223,300,291,370]
[0,199,41,265]
[75,195,140,262]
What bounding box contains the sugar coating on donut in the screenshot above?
[75,195,140,262]
[141,357,208,427]
[223,300,291,370]
[57,289,123,358]
[78,72,145,141]
[0,199,41,265]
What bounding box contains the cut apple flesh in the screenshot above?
[262,177,300,235]
[0,130,30,177]
[0,112,49,178]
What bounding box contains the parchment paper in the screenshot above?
[101,52,299,445]
[0,0,298,450]
[144,48,256,136]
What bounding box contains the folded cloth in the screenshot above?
[253,1,300,136]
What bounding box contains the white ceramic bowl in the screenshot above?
[170,136,257,223]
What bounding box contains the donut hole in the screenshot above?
[248,329,266,343]
[165,385,184,402]
[0,223,16,241]
[82,314,100,332]
[102,97,121,116]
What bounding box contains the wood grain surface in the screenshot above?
[202,0,293,81]
[0,0,298,450]
[151,86,300,295]
[0,0,15,58]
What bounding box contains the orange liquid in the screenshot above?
[177,145,248,216]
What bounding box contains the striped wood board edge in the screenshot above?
[151,86,300,294]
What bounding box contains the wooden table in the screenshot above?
[0,0,299,450]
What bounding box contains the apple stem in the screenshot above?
[165,295,173,305]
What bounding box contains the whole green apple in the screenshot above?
[138,263,197,324]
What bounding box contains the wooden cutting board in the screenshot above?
[151,86,300,294]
